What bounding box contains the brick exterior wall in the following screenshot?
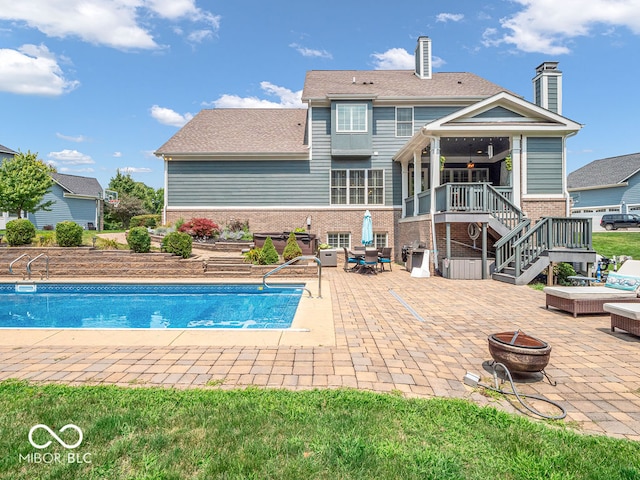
[167,207,402,259]
[521,199,567,222]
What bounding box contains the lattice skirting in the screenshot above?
[611,314,640,337]
[545,294,640,318]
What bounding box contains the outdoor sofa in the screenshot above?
[543,260,640,317]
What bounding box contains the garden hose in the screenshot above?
[478,362,567,420]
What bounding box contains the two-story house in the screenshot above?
[155,36,593,282]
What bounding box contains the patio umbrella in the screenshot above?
[361,209,373,246]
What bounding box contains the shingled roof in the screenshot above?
[155,109,308,156]
[0,144,17,155]
[567,153,640,190]
[51,172,102,198]
[302,70,510,101]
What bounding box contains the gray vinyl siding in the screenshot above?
[330,101,373,156]
[571,172,640,208]
[167,160,325,206]
[415,106,460,125]
[547,76,558,113]
[526,137,563,194]
[534,78,541,107]
[474,106,524,118]
[27,184,97,229]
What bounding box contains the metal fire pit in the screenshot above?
[488,330,551,373]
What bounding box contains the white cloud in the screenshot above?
[0,0,220,51]
[120,166,152,174]
[289,43,332,59]
[0,44,79,96]
[56,132,88,142]
[371,47,446,70]
[489,0,640,54]
[436,13,464,22]
[150,105,194,127]
[207,82,304,109]
[47,149,94,166]
[113,152,122,158]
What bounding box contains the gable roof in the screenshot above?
[155,109,309,158]
[51,172,102,198]
[302,70,509,103]
[0,144,17,155]
[568,152,640,190]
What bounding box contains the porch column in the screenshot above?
[413,150,421,216]
[429,137,441,214]
[511,136,522,206]
[401,160,409,218]
[481,222,487,279]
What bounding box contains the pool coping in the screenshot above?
[0,277,335,348]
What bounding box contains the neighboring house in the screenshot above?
[156,36,591,283]
[0,144,18,229]
[568,152,640,231]
[27,173,104,231]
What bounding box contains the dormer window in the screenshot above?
[336,104,367,133]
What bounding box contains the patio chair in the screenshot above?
[359,249,379,275]
[543,259,640,317]
[378,247,392,271]
[343,247,360,272]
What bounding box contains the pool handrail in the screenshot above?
[9,253,31,276]
[262,255,322,298]
[26,253,49,280]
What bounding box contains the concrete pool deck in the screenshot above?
[1,268,640,441]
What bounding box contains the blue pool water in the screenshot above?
[0,283,304,329]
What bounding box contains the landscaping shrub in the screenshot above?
[554,262,576,286]
[55,221,83,247]
[130,214,161,228]
[161,231,192,259]
[5,219,35,246]
[38,232,56,247]
[283,232,303,262]
[243,247,262,264]
[127,226,151,253]
[260,236,280,265]
[178,217,220,240]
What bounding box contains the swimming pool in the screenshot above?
[0,283,304,329]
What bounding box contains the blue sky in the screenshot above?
[0,0,639,190]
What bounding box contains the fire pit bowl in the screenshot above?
[488,330,551,373]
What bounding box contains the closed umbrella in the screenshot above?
[361,209,373,246]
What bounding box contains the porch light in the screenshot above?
[467,144,474,168]
[306,215,312,230]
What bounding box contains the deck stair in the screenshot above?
[434,183,596,284]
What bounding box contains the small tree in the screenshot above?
[282,232,303,262]
[55,221,83,247]
[178,218,220,240]
[105,194,146,229]
[127,226,151,253]
[260,236,280,265]
[0,151,54,218]
[5,219,35,246]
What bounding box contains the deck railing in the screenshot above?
[504,217,592,277]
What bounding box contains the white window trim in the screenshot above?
[336,103,368,133]
[327,232,351,249]
[395,106,414,137]
[330,169,385,206]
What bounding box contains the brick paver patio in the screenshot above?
[1,268,639,440]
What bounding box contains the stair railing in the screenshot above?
[26,253,50,280]
[9,254,30,277]
[262,255,322,298]
[493,219,531,272]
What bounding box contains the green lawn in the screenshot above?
[592,232,640,259]
[1,381,639,479]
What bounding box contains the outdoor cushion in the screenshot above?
[603,303,640,320]
[542,286,638,300]
[604,272,640,291]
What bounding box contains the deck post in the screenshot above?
[481,222,487,279]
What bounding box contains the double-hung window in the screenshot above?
[331,169,384,205]
[396,107,413,137]
[336,104,367,133]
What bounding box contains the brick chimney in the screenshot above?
[533,61,562,114]
[415,36,432,79]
